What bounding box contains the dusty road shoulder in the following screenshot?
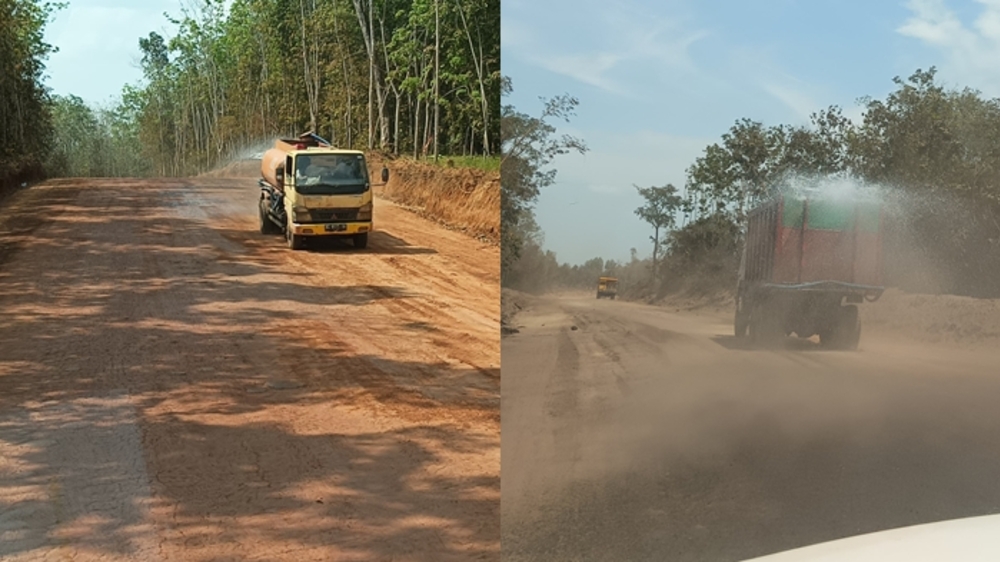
[0,177,499,561]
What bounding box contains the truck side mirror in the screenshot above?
[275,166,284,186]
[381,166,389,183]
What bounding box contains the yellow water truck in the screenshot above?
[258,132,388,250]
[597,276,618,300]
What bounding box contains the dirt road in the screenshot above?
[502,294,1000,561]
[0,174,499,561]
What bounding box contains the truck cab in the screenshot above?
[597,277,618,299]
[258,133,388,250]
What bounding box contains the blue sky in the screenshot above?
[42,0,185,106]
[502,0,1000,265]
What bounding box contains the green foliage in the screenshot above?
[634,183,683,281]
[0,0,63,186]
[29,0,500,179]
[685,111,852,222]
[680,66,1000,297]
[47,95,151,177]
[417,154,500,171]
[121,0,501,176]
[519,66,1000,299]
[659,213,741,296]
[500,76,587,282]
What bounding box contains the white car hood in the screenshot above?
[743,514,1000,561]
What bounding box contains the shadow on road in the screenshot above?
[245,228,439,256]
[712,334,828,352]
[369,230,438,255]
[503,369,1000,561]
[0,178,497,560]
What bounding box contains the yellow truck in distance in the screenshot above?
[258,132,388,250]
[597,276,618,300]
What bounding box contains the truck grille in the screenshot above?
[309,208,359,222]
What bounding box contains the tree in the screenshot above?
[685,113,852,224]
[0,0,63,187]
[500,76,587,281]
[107,0,500,177]
[675,66,1000,298]
[634,183,683,282]
[48,95,102,176]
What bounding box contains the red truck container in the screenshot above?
[734,192,885,349]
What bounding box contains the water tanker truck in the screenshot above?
[596,277,618,299]
[258,132,388,250]
[734,191,885,350]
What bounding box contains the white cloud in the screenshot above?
[761,81,819,123]
[726,45,824,124]
[531,53,628,95]
[898,0,1000,95]
[503,3,708,97]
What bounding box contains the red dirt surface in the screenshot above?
[0,173,499,561]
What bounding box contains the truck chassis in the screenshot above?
[734,193,886,351]
[736,281,883,350]
[257,178,369,250]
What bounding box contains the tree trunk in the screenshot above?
[413,91,421,158]
[433,0,440,161]
[652,226,660,282]
[455,0,490,155]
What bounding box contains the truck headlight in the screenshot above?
[293,207,310,222]
[357,202,373,221]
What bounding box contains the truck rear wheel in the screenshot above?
[353,233,368,249]
[749,301,783,348]
[821,305,860,350]
[734,296,750,338]
[735,311,749,338]
[259,200,278,234]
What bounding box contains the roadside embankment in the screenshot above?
[369,155,499,244]
[502,288,535,335]
[860,289,1000,347]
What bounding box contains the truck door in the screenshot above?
[284,155,295,216]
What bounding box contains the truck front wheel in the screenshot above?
[285,221,305,250]
[353,233,368,249]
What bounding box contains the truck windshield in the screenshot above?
[294,154,369,195]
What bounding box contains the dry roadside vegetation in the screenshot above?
[370,155,500,244]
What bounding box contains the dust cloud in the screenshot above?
[503,174,1000,561]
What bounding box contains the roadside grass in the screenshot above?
[408,154,500,172]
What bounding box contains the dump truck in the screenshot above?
[734,191,885,350]
[258,132,388,250]
[597,276,618,299]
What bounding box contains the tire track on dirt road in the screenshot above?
[504,294,1000,562]
[0,176,499,561]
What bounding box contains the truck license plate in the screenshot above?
[324,223,347,232]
